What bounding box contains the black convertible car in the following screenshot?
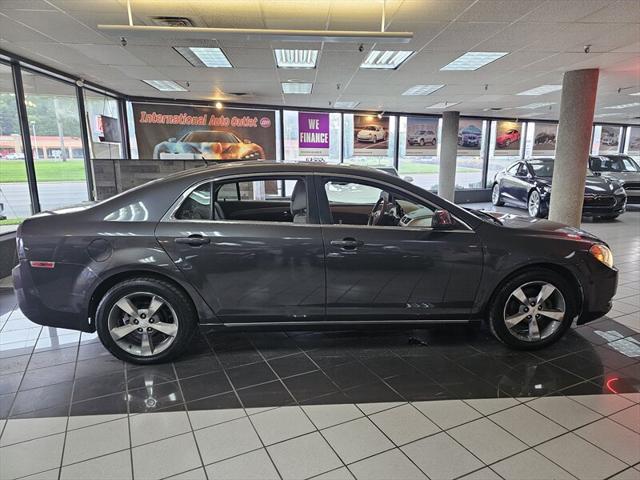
[492,157,627,219]
[14,162,617,363]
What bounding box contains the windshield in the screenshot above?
[182,131,240,143]
[591,156,640,172]
[362,126,378,131]
[528,159,554,177]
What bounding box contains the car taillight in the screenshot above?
[30,261,55,269]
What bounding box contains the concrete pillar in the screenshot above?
[549,68,599,227]
[438,111,459,201]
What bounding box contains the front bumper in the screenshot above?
[582,194,627,216]
[576,262,618,325]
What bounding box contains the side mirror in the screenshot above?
[403,176,414,183]
[432,209,455,229]
[168,137,176,143]
[243,138,252,144]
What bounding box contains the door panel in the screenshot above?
[329,204,372,226]
[219,200,293,222]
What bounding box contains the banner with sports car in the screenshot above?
[405,116,438,156]
[494,120,522,156]
[532,123,557,154]
[131,103,277,160]
[457,118,483,156]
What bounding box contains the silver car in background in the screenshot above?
[589,155,640,205]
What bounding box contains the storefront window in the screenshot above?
[455,118,486,190]
[0,63,29,232]
[398,116,441,192]
[592,125,623,155]
[485,120,525,187]
[84,90,122,159]
[343,113,396,167]
[22,71,89,210]
[283,110,341,163]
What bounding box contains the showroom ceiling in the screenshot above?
[0,0,639,123]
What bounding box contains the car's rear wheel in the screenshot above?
[96,277,197,364]
[528,190,544,218]
[489,269,577,349]
[492,183,504,206]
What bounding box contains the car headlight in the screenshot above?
[589,244,614,268]
[614,187,626,195]
[242,151,260,159]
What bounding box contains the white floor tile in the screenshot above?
[527,395,602,429]
[250,406,316,446]
[369,403,440,446]
[489,404,566,446]
[569,394,636,416]
[322,417,394,464]
[610,404,640,434]
[620,393,640,404]
[166,467,207,480]
[610,467,640,480]
[457,467,502,480]
[311,467,355,480]
[401,432,483,480]
[21,469,60,480]
[132,432,201,480]
[492,449,575,480]
[349,448,427,480]
[449,417,527,464]
[205,448,279,480]
[188,408,245,430]
[412,399,482,430]
[0,433,65,479]
[130,411,191,447]
[0,416,67,446]
[62,417,129,465]
[60,449,132,480]
[267,432,342,480]
[464,397,519,415]
[536,432,627,480]
[302,403,363,430]
[575,418,640,465]
[195,417,262,465]
[356,402,404,415]
[66,413,126,431]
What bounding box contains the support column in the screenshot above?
[438,111,459,201]
[549,69,599,227]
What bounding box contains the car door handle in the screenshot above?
[331,238,364,250]
[175,235,210,246]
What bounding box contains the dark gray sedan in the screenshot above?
[13,162,618,363]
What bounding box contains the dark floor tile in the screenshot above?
[282,370,339,403]
[445,378,501,399]
[600,372,639,394]
[215,348,263,369]
[77,341,111,361]
[28,347,78,370]
[0,392,14,418]
[70,391,128,416]
[250,333,301,360]
[324,362,379,390]
[74,356,124,379]
[360,354,412,379]
[236,380,294,408]
[385,372,450,401]
[187,391,241,411]
[300,391,352,406]
[11,403,70,419]
[72,371,126,403]
[0,354,30,376]
[343,380,403,404]
[550,352,607,381]
[173,353,221,379]
[454,354,513,385]
[306,348,354,369]
[617,362,640,382]
[227,361,276,390]
[0,372,23,395]
[588,318,638,338]
[179,370,233,403]
[127,364,177,390]
[19,362,76,390]
[128,380,185,414]
[0,345,34,360]
[11,381,73,416]
[595,344,640,370]
[557,380,605,396]
[268,353,317,378]
[573,326,611,346]
[498,363,583,397]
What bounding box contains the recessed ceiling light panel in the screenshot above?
[604,102,640,109]
[174,47,233,68]
[142,80,187,91]
[517,84,562,96]
[441,52,508,71]
[274,49,318,68]
[281,82,313,94]
[402,84,445,96]
[360,50,414,70]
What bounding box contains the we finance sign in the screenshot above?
[298,112,330,157]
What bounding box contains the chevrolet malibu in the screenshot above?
[13,162,617,364]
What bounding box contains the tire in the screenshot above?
[598,214,619,221]
[96,277,197,364]
[527,190,544,218]
[491,183,504,206]
[419,139,425,146]
[489,268,578,350]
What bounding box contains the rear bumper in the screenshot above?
[576,263,618,325]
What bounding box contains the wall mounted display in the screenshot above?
[494,120,522,156]
[353,114,389,157]
[405,116,438,156]
[457,118,483,156]
[298,111,330,157]
[599,126,620,153]
[95,115,121,143]
[627,126,640,155]
[532,122,558,154]
[131,103,276,160]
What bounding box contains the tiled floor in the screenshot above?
[0,206,638,480]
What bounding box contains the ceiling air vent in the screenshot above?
[151,17,194,28]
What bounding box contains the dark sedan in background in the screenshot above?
[13,162,617,363]
[589,154,640,204]
[492,157,627,219]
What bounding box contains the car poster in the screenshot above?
[457,118,483,156]
[298,112,330,158]
[494,120,522,156]
[532,122,558,154]
[131,102,276,160]
[598,126,621,154]
[405,116,438,156]
[353,114,389,157]
[627,126,640,155]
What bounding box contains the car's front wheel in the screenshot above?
[528,190,544,218]
[491,183,504,206]
[96,277,197,364]
[489,269,577,349]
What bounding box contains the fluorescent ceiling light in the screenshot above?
[441,52,508,71]
[334,101,360,109]
[629,92,640,96]
[426,102,460,109]
[520,102,555,109]
[174,47,232,68]
[360,50,414,70]
[274,49,318,68]
[142,80,187,91]
[281,82,313,94]
[604,102,640,109]
[594,113,621,118]
[402,84,445,96]
[517,84,562,96]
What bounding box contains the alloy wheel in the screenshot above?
[107,292,179,357]
[503,281,566,342]
[528,190,540,217]
[492,184,501,204]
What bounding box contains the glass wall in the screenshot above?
[455,119,486,190]
[283,110,341,163]
[343,113,396,167]
[0,63,30,232]
[592,125,623,155]
[398,116,441,191]
[22,71,89,211]
[84,90,122,159]
[485,120,525,187]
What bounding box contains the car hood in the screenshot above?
[534,176,622,193]
[598,171,640,183]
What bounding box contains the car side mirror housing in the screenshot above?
[168,137,176,143]
[432,209,455,229]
